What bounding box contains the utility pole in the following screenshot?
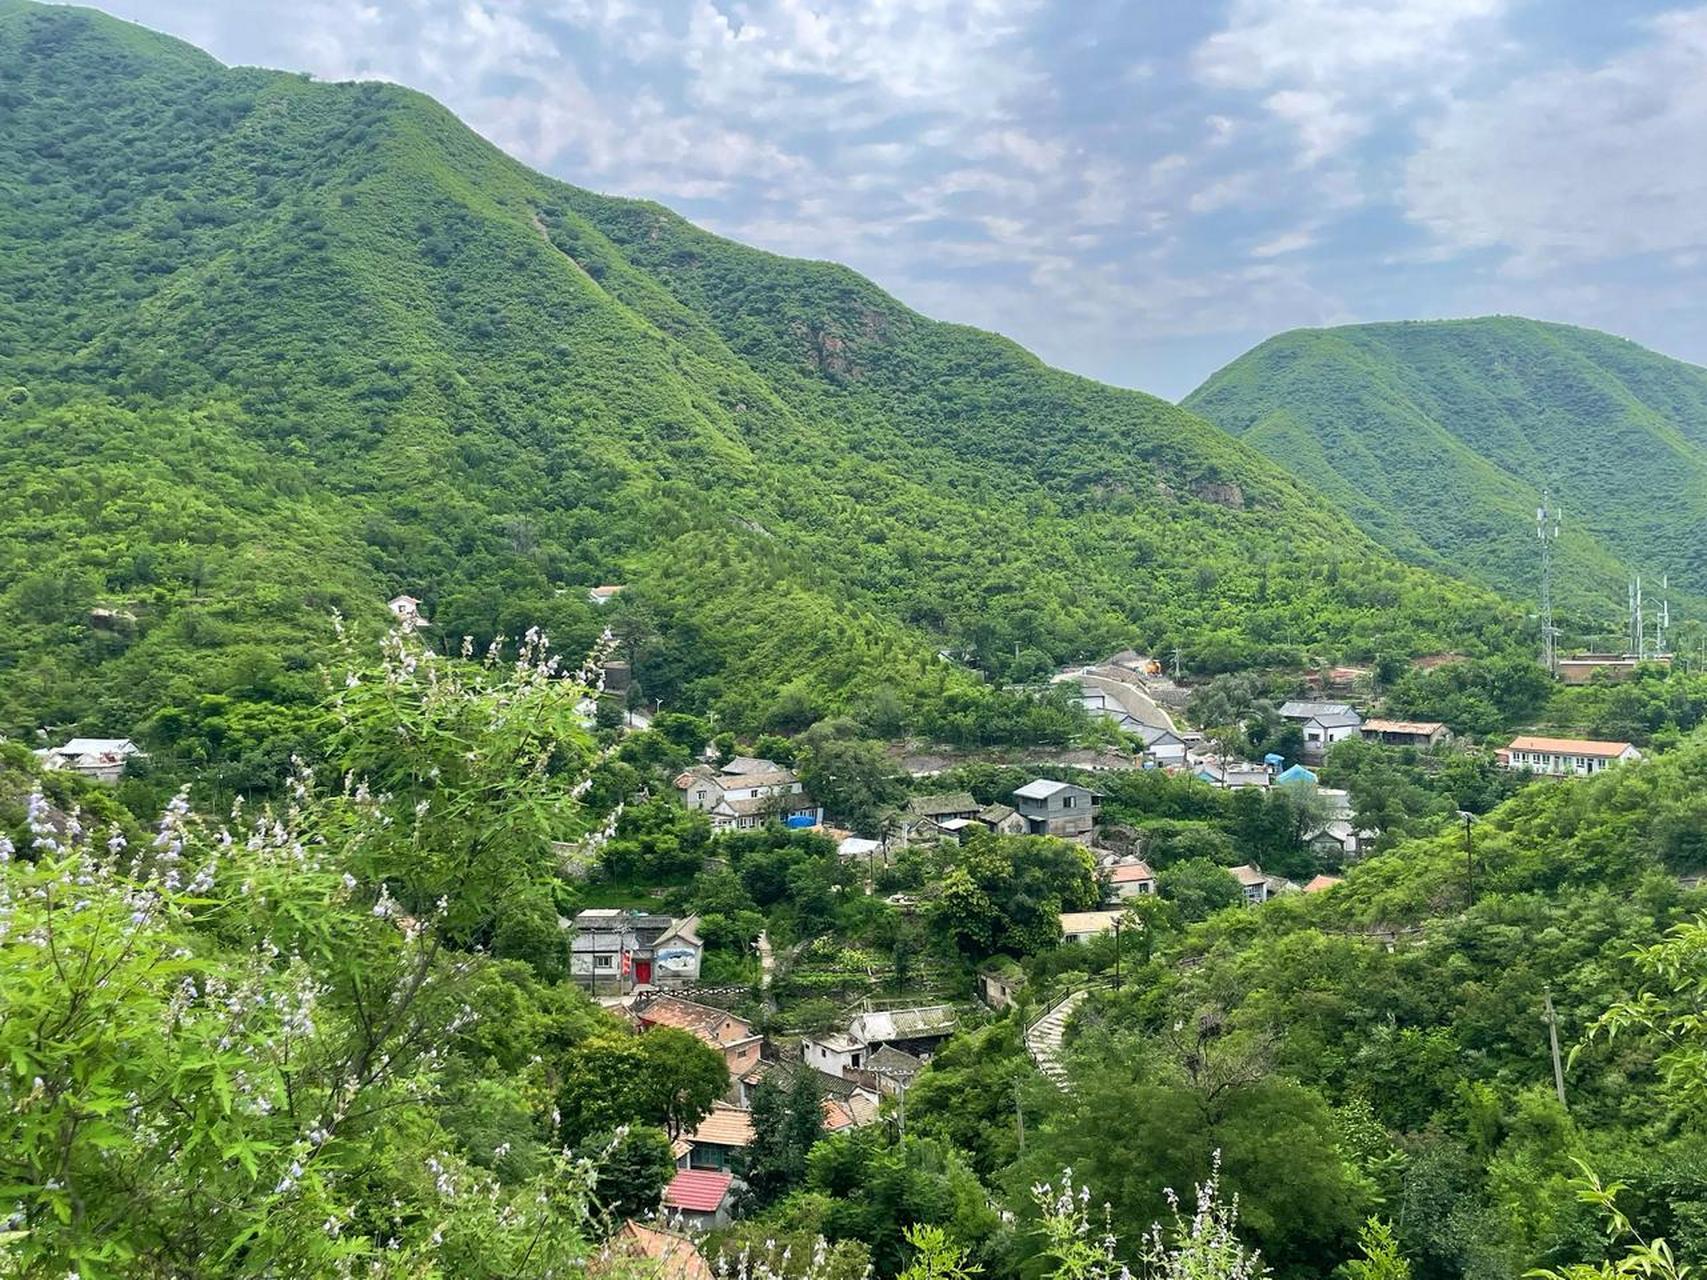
[1171,645,1182,681]
[1459,811,1476,908]
[1543,988,1567,1109]
[1013,1077,1025,1155]
[1536,494,1560,675]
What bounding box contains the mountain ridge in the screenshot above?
[0,0,1514,747]
[1184,315,1707,638]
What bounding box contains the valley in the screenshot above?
[2,5,1705,1280]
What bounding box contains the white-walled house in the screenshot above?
[1059,909,1126,943]
[802,1031,866,1077]
[35,738,144,785]
[675,760,821,831]
[1498,736,1641,776]
[1278,701,1364,763]
[1106,860,1157,900]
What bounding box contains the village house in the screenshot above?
[849,1004,957,1057]
[1307,819,1369,859]
[1278,701,1365,763]
[662,1169,738,1229]
[34,737,145,785]
[1105,859,1157,900]
[1191,758,1272,789]
[1135,723,1189,766]
[1361,718,1450,749]
[899,792,982,843]
[1013,778,1099,840]
[822,1092,881,1132]
[570,910,703,994]
[854,1044,926,1096]
[597,1221,712,1280]
[632,994,762,1077]
[976,957,1027,1011]
[802,1030,867,1077]
[800,1001,957,1077]
[675,1103,755,1172]
[977,802,1030,836]
[587,584,627,606]
[1059,908,1126,943]
[1304,874,1344,893]
[675,759,821,832]
[386,594,427,626]
[1230,863,1297,905]
[1556,654,1666,685]
[1077,686,1148,734]
[1498,736,1642,776]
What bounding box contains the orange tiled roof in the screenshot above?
[685,1104,755,1148]
[1506,735,1634,757]
[601,1222,713,1280]
[634,995,755,1046]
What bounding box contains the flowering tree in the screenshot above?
[1,625,615,1277]
[1031,1159,1269,1280]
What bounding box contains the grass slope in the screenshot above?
[0,1,1515,743]
[1184,317,1707,637]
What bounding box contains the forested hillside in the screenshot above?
[1184,317,1707,637]
[0,0,1516,753]
[908,733,1707,1278]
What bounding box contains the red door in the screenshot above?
[634,959,652,986]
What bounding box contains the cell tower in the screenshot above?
[1629,576,1644,660]
[1536,493,1560,674]
[1657,575,1671,657]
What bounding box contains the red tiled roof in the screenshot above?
[1108,862,1155,882]
[664,1169,734,1213]
[1304,874,1344,893]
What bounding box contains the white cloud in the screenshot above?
[1194,0,1507,164]
[1250,229,1317,258]
[1405,8,1707,269]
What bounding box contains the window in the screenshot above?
[1062,795,1075,809]
[751,789,760,798]
[851,1052,862,1067]
[593,954,614,970]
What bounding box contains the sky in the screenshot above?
[88,0,1707,399]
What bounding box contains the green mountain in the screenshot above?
[1183,317,1707,640]
[0,1,1513,750]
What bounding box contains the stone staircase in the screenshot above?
[1025,988,1088,1086]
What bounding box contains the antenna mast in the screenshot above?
[1629,576,1644,660]
[1537,494,1560,675]
[1657,575,1670,657]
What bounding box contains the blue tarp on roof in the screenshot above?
[1276,763,1319,785]
[784,813,819,829]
